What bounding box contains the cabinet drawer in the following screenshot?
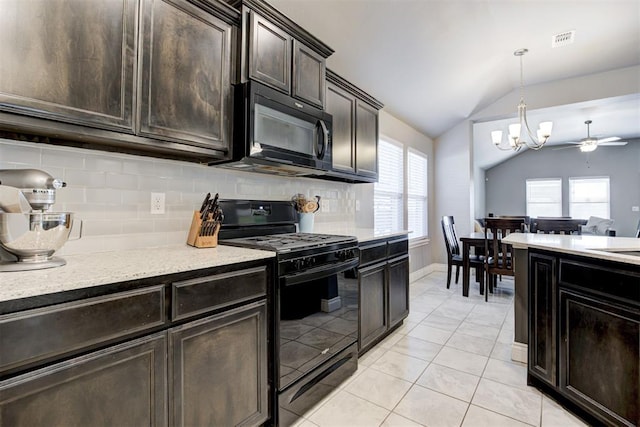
[172,266,267,321]
[0,286,165,374]
[359,242,387,266]
[559,259,639,306]
[388,237,408,258]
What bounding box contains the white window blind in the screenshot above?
[407,149,428,238]
[569,177,610,219]
[526,178,562,218]
[374,139,403,234]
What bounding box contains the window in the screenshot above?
[569,177,610,219]
[526,178,562,218]
[407,149,428,238]
[374,139,403,234]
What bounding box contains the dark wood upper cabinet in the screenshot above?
[249,11,291,92]
[292,40,326,108]
[231,0,333,108]
[325,70,383,183]
[0,0,137,132]
[139,0,234,152]
[326,82,356,174]
[355,101,379,179]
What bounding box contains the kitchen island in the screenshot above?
[0,244,275,427]
[502,233,639,426]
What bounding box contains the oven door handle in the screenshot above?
[281,258,359,286]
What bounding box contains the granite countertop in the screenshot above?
[313,224,411,243]
[0,244,274,303]
[502,233,640,265]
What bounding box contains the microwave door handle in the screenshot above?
[317,119,329,159]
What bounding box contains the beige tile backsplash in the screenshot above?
[1,139,362,255]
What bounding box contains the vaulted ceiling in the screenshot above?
[269,0,640,167]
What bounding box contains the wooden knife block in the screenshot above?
[186,210,219,248]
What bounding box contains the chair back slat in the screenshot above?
[484,217,526,276]
[441,216,460,258]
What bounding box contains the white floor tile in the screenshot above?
[541,396,589,427]
[462,404,534,427]
[407,324,453,345]
[483,358,529,389]
[370,350,429,382]
[344,367,412,410]
[432,346,489,376]
[472,378,542,426]
[394,385,469,427]
[416,363,480,402]
[381,412,425,427]
[389,335,442,361]
[445,331,495,357]
[307,390,390,427]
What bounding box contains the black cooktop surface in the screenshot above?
[221,233,356,252]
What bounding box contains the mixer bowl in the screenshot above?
[0,212,74,262]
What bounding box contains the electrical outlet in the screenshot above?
[151,192,165,214]
[632,206,639,212]
[321,199,330,212]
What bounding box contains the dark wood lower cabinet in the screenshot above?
[528,249,639,427]
[559,289,639,426]
[170,300,268,427]
[358,236,410,354]
[388,255,409,328]
[359,262,387,351]
[0,333,168,426]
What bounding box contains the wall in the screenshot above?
[485,140,640,237]
[378,111,435,274]
[0,138,357,256]
[433,121,474,264]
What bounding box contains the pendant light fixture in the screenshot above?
[491,48,553,151]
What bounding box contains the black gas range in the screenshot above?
[218,200,359,426]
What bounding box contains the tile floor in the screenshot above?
[290,271,588,427]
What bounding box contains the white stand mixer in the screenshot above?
[0,169,81,271]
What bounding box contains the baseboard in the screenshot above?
[410,263,446,283]
[511,342,527,364]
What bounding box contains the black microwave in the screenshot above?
[225,81,332,176]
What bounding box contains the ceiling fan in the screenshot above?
[555,120,628,152]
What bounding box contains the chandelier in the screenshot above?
[491,48,553,151]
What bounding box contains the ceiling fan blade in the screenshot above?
[596,136,621,143]
[552,145,580,150]
[598,141,628,146]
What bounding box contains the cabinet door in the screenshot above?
[359,262,387,352]
[0,0,136,132]
[249,12,291,93]
[292,40,325,108]
[169,301,268,427]
[388,255,410,328]
[326,82,356,174]
[139,0,232,151]
[355,100,379,179]
[559,289,639,426]
[528,253,556,386]
[0,333,167,427]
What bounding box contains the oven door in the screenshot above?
[277,266,358,425]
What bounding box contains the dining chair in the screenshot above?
[441,216,485,291]
[483,217,527,301]
[530,218,586,235]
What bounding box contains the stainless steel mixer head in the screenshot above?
[0,169,66,211]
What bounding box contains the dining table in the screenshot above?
[459,232,488,297]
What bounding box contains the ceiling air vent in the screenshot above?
[552,30,575,48]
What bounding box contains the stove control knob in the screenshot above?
[292,259,302,270]
[308,257,316,267]
[337,250,347,261]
